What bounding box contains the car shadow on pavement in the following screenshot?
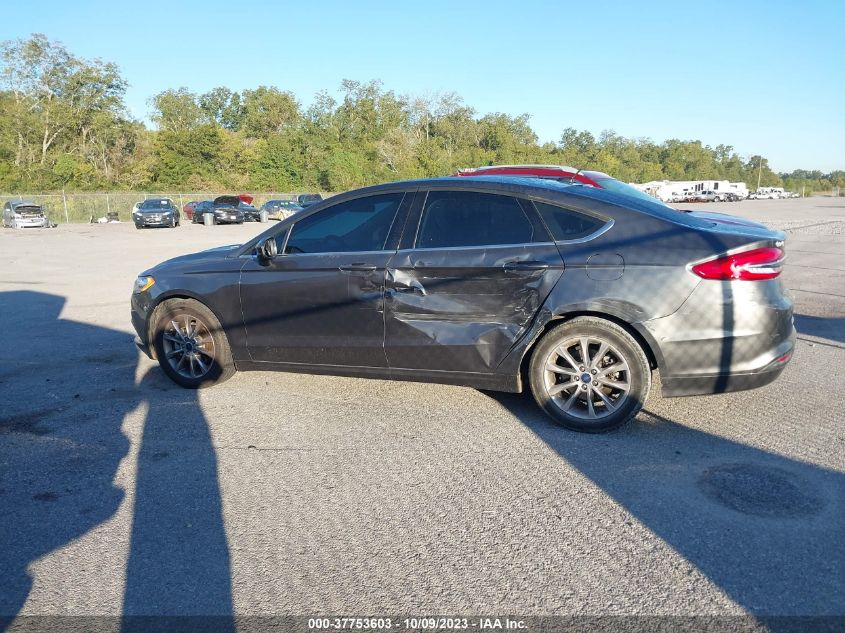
[0,291,233,632]
[487,391,845,628]
[793,313,845,345]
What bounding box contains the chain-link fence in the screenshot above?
[0,192,335,224]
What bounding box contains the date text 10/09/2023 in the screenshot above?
[308,617,528,630]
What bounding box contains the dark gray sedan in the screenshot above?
[131,177,794,432]
[133,198,180,228]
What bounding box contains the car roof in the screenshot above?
[332,175,697,223]
[345,175,581,197]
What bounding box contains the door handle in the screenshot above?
[339,263,377,272]
[503,260,550,272]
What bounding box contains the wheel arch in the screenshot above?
[145,291,228,360]
[518,310,662,390]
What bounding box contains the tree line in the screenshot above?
[1,34,842,195]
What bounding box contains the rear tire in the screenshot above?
[528,317,651,433]
[151,298,235,389]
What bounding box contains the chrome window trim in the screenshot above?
[395,241,557,253]
[553,218,615,245]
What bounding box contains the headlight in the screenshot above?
[133,276,155,293]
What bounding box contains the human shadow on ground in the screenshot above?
[0,291,133,627]
[0,291,233,632]
[121,369,233,632]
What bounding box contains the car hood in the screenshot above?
[12,205,44,215]
[213,195,242,207]
[144,244,242,274]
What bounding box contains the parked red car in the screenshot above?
[182,201,199,221]
[453,164,661,205]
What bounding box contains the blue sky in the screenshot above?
[5,0,844,171]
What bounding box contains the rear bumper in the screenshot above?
[660,329,795,396]
[643,278,795,397]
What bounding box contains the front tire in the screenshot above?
[528,317,651,433]
[151,298,235,388]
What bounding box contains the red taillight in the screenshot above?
[691,247,784,281]
[775,350,793,364]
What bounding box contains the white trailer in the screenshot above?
[638,180,749,202]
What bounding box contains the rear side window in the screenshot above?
[416,191,540,249]
[284,192,404,254]
[533,201,608,241]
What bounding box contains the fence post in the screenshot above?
[178,193,184,208]
[62,189,69,223]
[106,193,111,215]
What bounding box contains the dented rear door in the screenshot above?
[384,189,564,373]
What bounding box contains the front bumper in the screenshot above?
[131,291,155,359]
[136,215,173,226]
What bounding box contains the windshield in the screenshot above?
[593,178,670,207]
[139,199,172,210]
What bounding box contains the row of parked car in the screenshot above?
[132,193,322,229]
[664,190,746,203]
[662,189,801,204]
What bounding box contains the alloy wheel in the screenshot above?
[543,336,631,420]
[161,314,216,379]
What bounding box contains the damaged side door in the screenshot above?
[384,189,564,374]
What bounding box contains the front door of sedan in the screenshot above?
[384,189,564,374]
[240,191,411,367]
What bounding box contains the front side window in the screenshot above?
[283,192,404,254]
[533,201,608,241]
[416,191,539,249]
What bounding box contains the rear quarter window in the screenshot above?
[533,201,608,241]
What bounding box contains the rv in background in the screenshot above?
[636,180,749,203]
[755,187,786,199]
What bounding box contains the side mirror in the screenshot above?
[257,237,278,262]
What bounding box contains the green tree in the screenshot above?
[149,88,202,133]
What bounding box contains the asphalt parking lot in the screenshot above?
[0,198,843,625]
